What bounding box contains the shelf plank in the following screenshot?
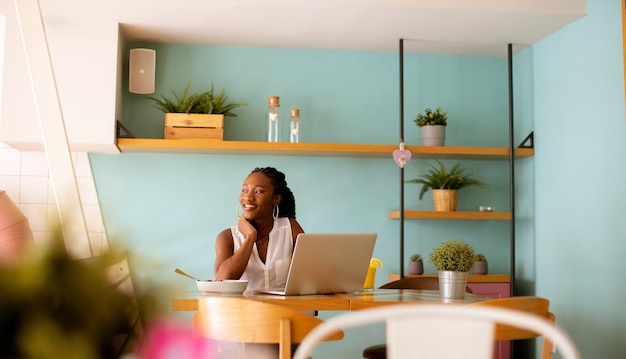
[118,139,397,157]
[388,210,512,220]
[388,273,511,283]
[117,138,535,159]
[404,145,534,160]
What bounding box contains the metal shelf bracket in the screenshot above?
[518,131,534,149]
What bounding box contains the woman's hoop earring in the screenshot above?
[272,206,279,221]
[236,204,242,217]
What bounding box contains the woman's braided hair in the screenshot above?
[251,167,296,218]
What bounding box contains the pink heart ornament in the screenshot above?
[392,149,411,168]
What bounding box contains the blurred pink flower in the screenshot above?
[138,317,215,359]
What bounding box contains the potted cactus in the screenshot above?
[472,253,489,275]
[414,106,448,146]
[429,239,475,299]
[408,254,424,275]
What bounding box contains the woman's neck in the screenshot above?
[252,218,274,238]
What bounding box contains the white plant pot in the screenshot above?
[421,125,446,146]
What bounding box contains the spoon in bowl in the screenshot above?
[174,268,202,281]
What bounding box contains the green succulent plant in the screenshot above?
[429,239,476,272]
[414,107,448,127]
[406,160,488,200]
[147,82,248,116]
[147,81,201,113]
[409,254,422,262]
[474,253,487,262]
[195,84,249,117]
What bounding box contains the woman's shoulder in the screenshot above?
[287,217,300,228]
[277,217,301,230]
[288,218,304,239]
[216,227,234,242]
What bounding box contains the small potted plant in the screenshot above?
[414,107,448,146]
[194,84,249,117]
[472,253,488,275]
[429,239,475,299]
[408,254,423,275]
[406,159,488,212]
[147,82,248,116]
[147,82,248,140]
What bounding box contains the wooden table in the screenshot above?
[171,288,488,312]
[339,289,487,310]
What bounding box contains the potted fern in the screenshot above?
[472,253,489,275]
[147,82,248,140]
[414,107,448,146]
[406,160,488,212]
[429,239,475,299]
[408,253,423,275]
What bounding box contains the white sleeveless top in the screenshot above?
[231,217,294,290]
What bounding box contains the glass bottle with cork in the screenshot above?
[290,109,300,143]
[267,96,280,142]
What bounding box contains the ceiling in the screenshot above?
[6,0,586,56]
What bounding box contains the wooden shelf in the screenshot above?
[117,138,535,159]
[388,210,512,220]
[388,273,510,283]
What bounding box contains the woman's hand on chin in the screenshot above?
[237,215,257,242]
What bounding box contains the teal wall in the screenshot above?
[122,44,510,147]
[97,41,515,289]
[530,0,626,358]
[89,0,626,356]
[92,40,518,357]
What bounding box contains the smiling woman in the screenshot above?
[213,167,304,290]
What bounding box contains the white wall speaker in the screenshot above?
[129,48,156,94]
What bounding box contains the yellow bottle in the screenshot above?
[363,258,383,291]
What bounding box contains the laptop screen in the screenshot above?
[259,232,377,296]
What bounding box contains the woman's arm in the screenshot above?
[213,217,257,280]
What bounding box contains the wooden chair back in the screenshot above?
[469,296,555,358]
[194,297,343,359]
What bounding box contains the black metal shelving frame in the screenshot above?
[397,40,518,297]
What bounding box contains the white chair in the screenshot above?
[293,304,580,359]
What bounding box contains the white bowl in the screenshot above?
[196,279,248,294]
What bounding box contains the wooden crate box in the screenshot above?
[164,113,224,140]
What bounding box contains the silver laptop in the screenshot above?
[256,233,377,296]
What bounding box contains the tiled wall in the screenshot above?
[0,142,108,255]
[0,14,106,256]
